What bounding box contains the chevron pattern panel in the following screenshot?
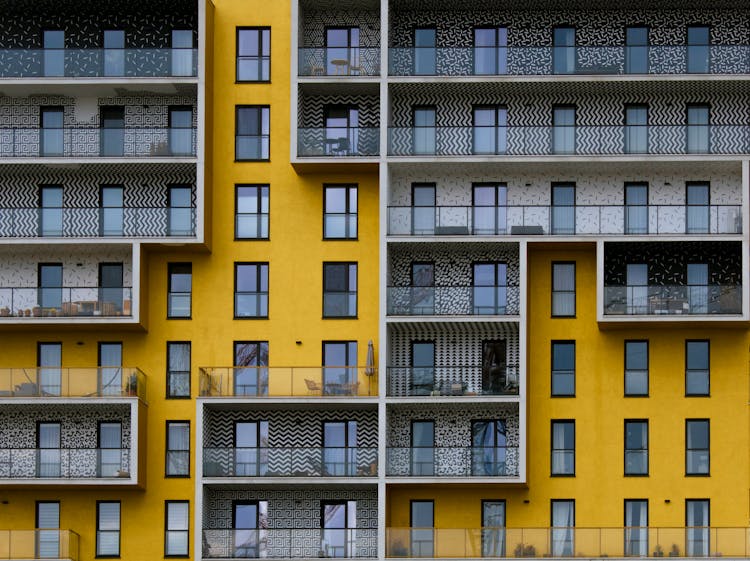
[387,321,519,395]
[298,93,380,128]
[603,241,742,286]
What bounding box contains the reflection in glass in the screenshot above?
[687,26,709,74]
[625,183,648,234]
[474,28,507,75]
[471,420,507,475]
[625,27,648,74]
[473,183,507,235]
[414,28,436,75]
[410,342,434,397]
[552,106,576,155]
[413,107,436,155]
[233,341,269,395]
[552,28,575,74]
[103,30,125,76]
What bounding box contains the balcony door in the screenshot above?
[37,422,61,477]
[100,106,124,156]
[473,262,507,315]
[624,500,648,557]
[37,343,61,396]
[626,263,648,314]
[234,421,268,476]
[624,183,648,235]
[474,27,507,75]
[171,30,194,76]
[324,105,358,156]
[687,263,709,314]
[481,340,507,395]
[625,104,648,154]
[551,501,575,556]
[552,27,575,74]
[168,185,193,236]
[98,421,122,477]
[410,342,434,396]
[551,183,575,234]
[410,262,435,315]
[410,501,434,557]
[412,107,436,155]
[103,30,125,77]
[100,185,124,236]
[323,421,356,476]
[40,107,64,157]
[481,501,506,557]
[472,106,507,155]
[233,341,269,396]
[39,185,63,236]
[687,26,709,74]
[686,500,709,557]
[473,183,507,235]
[99,263,124,314]
[472,420,507,476]
[322,341,358,394]
[414,28,436,75]
[687,104,709,154]
[411,420,434,476]
[322,501,356,558]
[233,501,261,558]
[325,27,359,75]
[98,342,122,395]
[686,182,709,234]
[625,27,648,74]
[169,106,193,156]
[411,184,436,235]
[36,502,60,558]
[552,106,576,155]
[42,30,64,77]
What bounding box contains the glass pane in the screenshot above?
[552,28,575,74]
[414,29,436,75]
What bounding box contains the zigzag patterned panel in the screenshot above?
[299,93,380,128]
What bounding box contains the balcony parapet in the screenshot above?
[386,446,519,477]
[0,287,133,319]
[298,48,380,77]
[387,286,520,316]
[298,128,380,158]
[0,448,130,479]
[0,367,146,400]
[387,366,519,397]
[0,529,79,561]
[202,529,374,559]
[604,284,742,316]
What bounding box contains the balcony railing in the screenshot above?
[202,447,378,477]
[387,205,742,237]
[0,529,79,560]
[0,207,196,238]
[0,48,197,78]
[387,125,749,156]
[298,128,380,157]
[0,367,146,399]
[603,284,742,316]
[298,48,380,76]
[0,287,133,318]
[0,448,130,479]
[202,528,375,559]
[386,446,518,477]
[387,366,519,397]
[199,367,377,397]
[387,286,520,316]
[0,127,197,158]
[385,527,750,558]
[388,45,750,76]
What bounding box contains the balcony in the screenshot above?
[0,367,146,399]
[202,529,373,559]
[0,127,196,159]
[387,366,518,397]
[386,446,518,477]
[604,284,742,316]
[0,48,197,79]
[0,448,130,479]
[0,286,133,319]
[387,125,750,157]
[387,204,742,237]
[387,286,520,316]
[384,527,750,558]
[388,45,750,77]
[199,367,377,398]
[203,447,378,478]
[0,529,79,561]
[298,48,381,77]
[297,127,380,157]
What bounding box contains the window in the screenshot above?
[235,263,268,318]
[685,340,709,396]
[686,500,709,556]
[39,185,63,236]
[98,342,122,396]
[38,263,63,311]
[322,501,357,558]
[687,26,710,74]
[409,262,435,315]
[100,185,123,236]
[410,500,434,557]
[324,185,357,239]
[168,185,193,236]
[37,342,62,396]
[233,501,266,558]
[98,421,122,477]
[236,106,270,160]
[411,183,436,235]
[236,185,269,239]
[624,500,648,556]
[472,106,507,155]
[473,262,508,315]
[687,104,709,153]
[413,28,436,75]
[171,30,194,76]
[551,341,575,396]
[624,420,648,475]
[234,341,269,396]
[551,500,575,556]
[686,182,709,234]
[624,341,648,396]
[165,501,189,557]
[100,106,124,157]
[551,421,574,475]
[325,27,359,75]
[167,263,192,318]
[552,106,576,154]
[99,263,124,315]
[625,27,648,74]
[322,341,358,394]
[482,340,510,396]
[168,107,193,156]
[686,420,709,475]
[167,342,191,398]
[96,501,121,557]
[626,263,648,314]
[471,420,507,476]
[552,27,575,74]
[234,420,269,476]
[323,263,357,318]
[36,501,61,558]
[551,262,575,317]
[474,27,507,75]
[551,183,575,235]
[412,106,436,155]
[624,104,648,154]
[40,107,64,157]
[481,501,506,557]
[473,183,507,235]
[37,422,61,477]
[687,263,709,314]
[323,421,357,476]
[166,422,190,477]
[103,30,125,77]
[624,182,648,234]
[43,30,64,77]
[410,340,434,395]
[237,28,270,81]
[324,105,358,156]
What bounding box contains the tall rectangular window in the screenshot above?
[37,422,61,477]
[686,420,709,475]
[624,341,648,396]
[323,341,358,394]
[171,30,194,76]
[323,263,357,318]
[325,27,359,75]
[42,30,65,77]
[98,342,122,396]
[166,421,190,477]
[39,185,63,236]
[103,30,125,77]
[412,106,436,155]
[235,263,269,318]
[551,341,575,396]
[474,27,507,75]
[167,263,192,318]
[686,340,709,396]
[413,28,436,75]
[624,104,648,154]
[37,342,62,396]
[167,342,191,398]
[686,500,710,556]
[236,106,270,160]
[234,341,269,396]
[40,107,64,157]
[411,183,436,235]
[237,28,270,82]
[96,501,121,557]
[472,183,507,235]
[235,185,269,239]
[100,185,124,236]
[624,500,648,556]
[686,182,709,234]
[687,26,710,74]
[36,501,60,558]
[624,420,648,475]
[624,182,648,234]
[38,263,63,312]
[551,262,575,317]
[551,420,575,475]
[165,501,189,557]
[472,106,507,155]
[552,27,575,74]
[551,500,575,557]
[551,183,575,235]
[410,500,434,557]
[552,106,576,155]
[324,185,357,239]
[471,419,507,476]
[625,27,648,74]
[324,105,359,156]
[100,106,124,157]
[473,262,508,315]
[98,421,122,477]
[168,107,193,156]
[168,185,193,236]
[687,104,710,153]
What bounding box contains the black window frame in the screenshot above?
[235,105,270,161]
[685,340,710,397]
[551,262,576,317]
[550,419,575,477]
[624,419,649,476]
[165,420,190,477]
[95,500,121,558]
[236,27,271,83]
[323,184,358,240]
[167,262,192,319]
[234,262,269,319]
[166,341,191,399]
[551,341,575,397]
[624,340,649,397]
[685,419,710,476]
[322,262,358,318]
[235,184,270,240]
[164,500,190,558]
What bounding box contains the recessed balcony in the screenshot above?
[298,48,381,77]
[0,367,146,399]
[297,127,380,157]
[0,529,79,561]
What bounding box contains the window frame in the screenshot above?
[236,27,271,83]
[551,341,575,397]
[624,340,649,397]
[234,262,269,319]
[235,105,270,162]
[550,420,575,477]
[235,184,270,240]
[323,184,358,240]
[685,340,710,397]
[167,262,192,319]
[165,420,190,477]
[685,419,710,476]
[164,500,190,557]
[322,262,358,319]
[95,500,121,558]
[166,341,191,399]
[551,262,576,317]
[624,419,649,476]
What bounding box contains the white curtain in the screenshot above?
[552,264,575,316]
[99,423,122,476]
[625,501,647,556]
[687,500,709,557]
[97,502,120,556]
[552,501,574,556]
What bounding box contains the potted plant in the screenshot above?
[127,373,138,396]
[669,544,680,557]
[653,545,664,557]
[389,540,408,557]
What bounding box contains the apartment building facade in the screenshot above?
[2,0,750,560]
